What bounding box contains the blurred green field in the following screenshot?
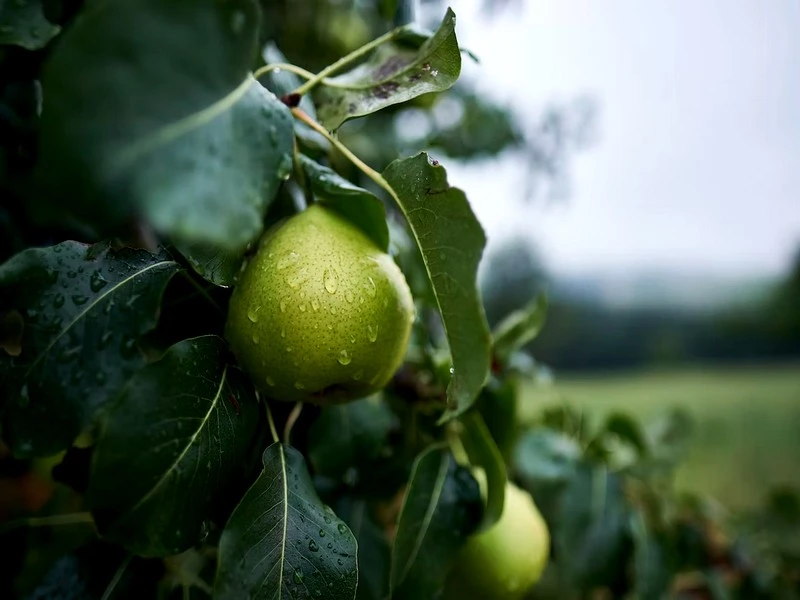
[522,362,800,510]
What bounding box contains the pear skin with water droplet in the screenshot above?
[225,204,415,403]
[443,481,550,600]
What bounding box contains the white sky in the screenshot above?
[437,0,800,277]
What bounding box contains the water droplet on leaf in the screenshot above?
[337,523,348,534]
[308,540,319,552]
[71,294,88,306]
[90,270,108,292]
[53,294,65,308]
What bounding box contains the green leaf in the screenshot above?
[475,378,519,460]
[458,411,506,531]
[311,9,461,131]
[630,510,673,600]
[555,464,631,589]
[492,292,548,364]
[0,0,59,50]
[389,444,482,599]
[86,336,262,557]
[307,394,395,480]
[334,496,391,600]
[603,412,649,455]
[172,240,246,288]
[214,443,358,600]
[261,43,330,154]
[646,408,694,468]
[298,155,390,252]
[383,153,491,422]
[38,0,294,253]
[0,241,180,457]
[514,428,581,488]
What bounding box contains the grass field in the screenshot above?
[521,362,800,510]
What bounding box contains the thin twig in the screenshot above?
[100,554,133,600]
[0,511,95,534]
[253,62,315,82]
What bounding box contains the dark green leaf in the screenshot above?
[458,411,506,531]
[298,155,389,252]
[334,496,391,600]
[214,444,358,600]
[389,444,482,599]
[0,241,180,457]
[514,428,581,488]
[307,394,395,480]
[311,9,461,130]
[603,412,649,455]
[261,43,330,154]
[86,336,261,557]
[38,0,294,253]
[475,377,519,460]
[630,511,673,600]
[383,153,491,422]
[172,240,246,288]
[492,292,548,364]
[0,0,59,50]
[556,464,631,589]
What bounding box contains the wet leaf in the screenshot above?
[307,394,395,480]
[299,155,389,252]
[37,0,293,255]
[459,411,506,531]
[0,241,179,457]
[86,336,262,557]
[383,153,491,422]
[390,444,482,599]
[312,9,461,130]
[214,444,358,600]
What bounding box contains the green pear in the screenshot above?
[443,481,550,600]
[225,204,415,403]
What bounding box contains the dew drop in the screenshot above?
[251,334,260,345]
[345,291,354,303]
[281,328,286,338]
[277,252,299,270]
[89,270,108,292]
[337,523,348,535]
[57,346,80,363]
[299,304,306,312]
[103,300,114,315]
[449,366,455,375]
[364,276,377,298]
[319,529,326,538]
[359,296,365,305]
[308,540,319,552]
[286,346,293,352]
[367,324,378,342]
[266,376,275,387]
[53,293,65,308]
[327,542,333,549]
[323,269,338,294]
[337,350,351,365]
[383,297,389,308]
[247,306,261,323]
[293,569,304,585]
[67,270,77,279]
[311,299,320,312]
[323,516,331,524]
[280,299,287,313]
[330,306,337,315]
[294,381,305,390]
[352,369,363,381]
[287,267,309,288]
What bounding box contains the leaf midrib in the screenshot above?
[121,364,228,519]
[24,259,178,378]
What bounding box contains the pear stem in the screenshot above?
[284,402,304,445]
[264,397,280,444]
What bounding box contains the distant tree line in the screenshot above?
[482,241,800,372]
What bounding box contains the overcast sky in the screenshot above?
[436,0,800,277]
